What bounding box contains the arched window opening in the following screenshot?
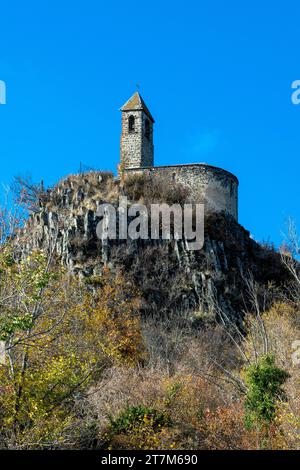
[128,115,135,133]
[145,119,150,139]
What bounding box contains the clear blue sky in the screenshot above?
[0,1,299,246]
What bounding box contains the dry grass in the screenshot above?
[123,173,190,205]
[46,171,119,210]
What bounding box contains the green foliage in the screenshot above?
[0,251,55,340]
[1,252,15,268]
[109,405,170,435]
[243,354,289,428]
[0,313,34,340]
[164,381,182,407]
[83,275,105,288]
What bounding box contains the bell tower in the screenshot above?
[120,92,154,172]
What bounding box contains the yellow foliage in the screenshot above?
[0,251,145,448]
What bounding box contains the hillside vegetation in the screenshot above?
[0,173,300,450]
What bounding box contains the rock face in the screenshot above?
[15,172,287,324]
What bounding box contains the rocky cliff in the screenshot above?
[15,172,288,325]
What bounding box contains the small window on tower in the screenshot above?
[145,119,150,139]
[128,115,135,133]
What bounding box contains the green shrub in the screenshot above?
[243,354,289,428]
[84,275,105,288]
[109,405,170,434]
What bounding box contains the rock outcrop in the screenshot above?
[15,172,288,324]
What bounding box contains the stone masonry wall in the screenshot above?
[120,111,154,169]
[141,112,154,167]
[124,164,239,221]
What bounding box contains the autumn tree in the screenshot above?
[0,247,144,448]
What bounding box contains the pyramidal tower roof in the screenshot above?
[120,92,155,122]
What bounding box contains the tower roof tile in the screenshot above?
[120,92,155,122]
